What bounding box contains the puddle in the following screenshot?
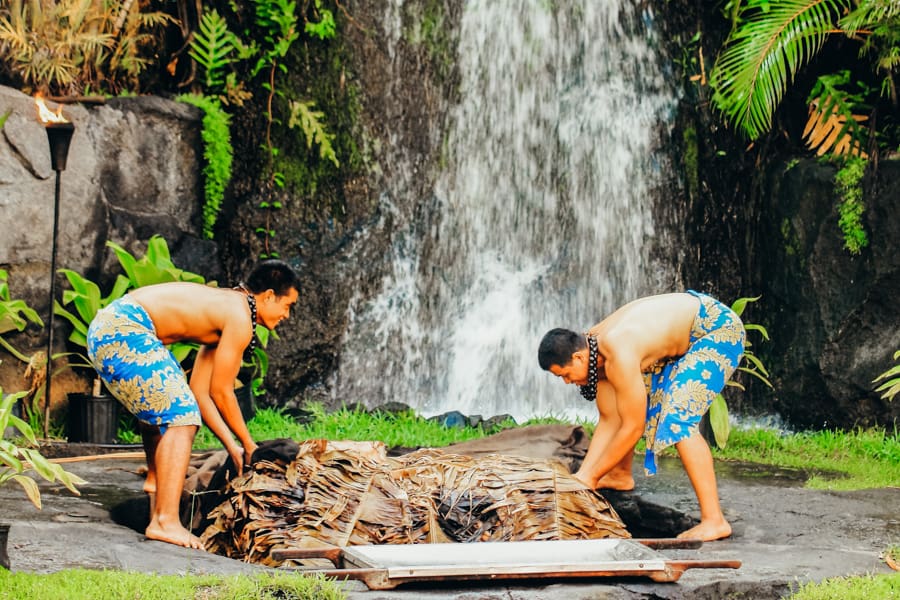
[79,485,145,512]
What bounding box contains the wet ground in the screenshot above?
[1,449,897,599]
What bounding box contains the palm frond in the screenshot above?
[840,0,900,35]
[710,0,853,139]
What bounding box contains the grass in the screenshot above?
[0,569,346,600]
[711,426,900,490]
[787,572,900,599]
[192,402,520,450]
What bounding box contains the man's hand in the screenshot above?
[243,440,259,469]
[226,444,245,477]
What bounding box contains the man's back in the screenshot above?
[129,282,249,346]
[590,292,700,370]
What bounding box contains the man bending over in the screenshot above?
[87,260,300,548]
[538,290,744,541]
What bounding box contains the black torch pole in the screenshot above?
[43,122,74,439]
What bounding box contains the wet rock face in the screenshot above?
[753,159,900,429]
[0,86,217,399]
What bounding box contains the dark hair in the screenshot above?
[245,260,300,297]
[538,328,586,370]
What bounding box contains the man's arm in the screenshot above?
[577,343,647,487]
[190,322,257,472]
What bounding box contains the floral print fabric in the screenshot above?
[641,290,745,475]
[86,296,200,434]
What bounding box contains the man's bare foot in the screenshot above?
[677,519,732,542]
[594,472,635,491]
[145,521,205,550]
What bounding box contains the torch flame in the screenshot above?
[34,95,69,124]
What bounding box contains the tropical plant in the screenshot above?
[1,387,85,509]
[54,236,209,372]
[709,0,900,148]
[0,270,43,366]
[177,94,234,240]
[0,0,173,95]
[873,350,900,402]
[708,295,773,448]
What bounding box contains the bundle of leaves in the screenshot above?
[202,439,630,566]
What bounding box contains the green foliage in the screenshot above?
[194,403,510,450]
[0,569,346,600]
[710,0,900,150]
[717,425,900,490]
[834,156,869,254]
[787,571,899,599]
[185,0,341,259]
[708,295,773,448]
[288,100,340,167]
[873,349,900,402]
[0,0,173,95]
[0,269,43,364]
[710,0,850,140]
[1,387,86,509]
[803,71,871,157]
[842,0,900,101]
[55,236,209,365]
[188,10,241,92]
[176,94,234,240]
[305,0,337,40]
[244,327,274,397]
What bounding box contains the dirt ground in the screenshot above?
[1,446,897,600]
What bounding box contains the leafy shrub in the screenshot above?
[0,0,173,95]
[1,387,85,509]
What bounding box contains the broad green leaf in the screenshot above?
[709,393,731,449]
[730,295,761,317]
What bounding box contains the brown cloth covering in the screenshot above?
[442,424,590,472]
[198,436,629,566]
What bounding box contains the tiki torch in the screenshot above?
[35,96,74,438]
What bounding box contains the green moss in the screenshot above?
[682,125,699,199]
[269,26,364,211]
[402,0,455,82]
[781,217,801,257]
[834,157,868,255]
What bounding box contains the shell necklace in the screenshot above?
[579,335,600,402]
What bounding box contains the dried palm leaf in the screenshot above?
[201,439,630,566]
[803,96,869,158]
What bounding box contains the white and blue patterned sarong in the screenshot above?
[86,296,201,435]
[641,290,745,475]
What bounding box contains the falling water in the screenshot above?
[336,1,680,422]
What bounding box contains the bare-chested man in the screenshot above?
[538,290,745,541]
[87,260,299,549]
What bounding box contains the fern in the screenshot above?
[873,350,900,402]
[288,100,340,166]
[189,9,239,92]
[177,94,234,240]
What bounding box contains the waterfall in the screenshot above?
[336,1,679,422]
